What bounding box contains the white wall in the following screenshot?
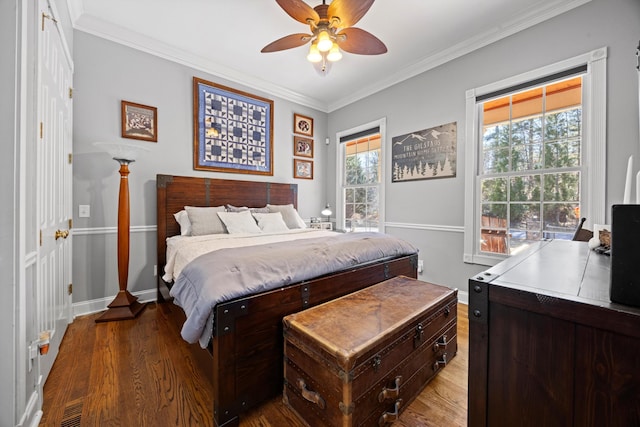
[71,31,330,305]
[327,0,640,295]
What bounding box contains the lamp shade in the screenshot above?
[327,44,342,62]
[321,204,332,217]
[316,30,332,52]
[94,141,150,162]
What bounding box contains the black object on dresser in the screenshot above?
[468,240,640,427]
[610,204,640,307]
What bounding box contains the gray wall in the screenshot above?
[72,0,640,307]
[72,32,329,304]
[1,0,19,422]
[327,0,640,295]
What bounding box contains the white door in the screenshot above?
[36,0,73,382]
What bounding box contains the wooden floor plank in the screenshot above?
[41,303,468,426]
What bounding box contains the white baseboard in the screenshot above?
[29,411,43,427]
[72,289,157,318]
[17,390,40,427]
[457,290,469,305]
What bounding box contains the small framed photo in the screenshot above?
[293,135,314,158]
[293,113,314,137]
[294,158,313,180]
[121,101,157,142]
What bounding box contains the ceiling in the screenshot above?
[66,0,589,112]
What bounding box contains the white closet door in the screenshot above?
[36,0,73,383]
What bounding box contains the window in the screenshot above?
[464,49,606,265]
[336,119,386,232]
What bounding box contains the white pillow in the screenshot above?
[266,204,307,229]
[185,206,227,236]
[225,204,249,212]
[226,204,269,214]
[252,212,290,232]
[217,210,262,234]
[173,209,192,236]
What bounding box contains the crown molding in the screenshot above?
[71,14,329,112]
[327,0,592,112]
[68,0,591,114]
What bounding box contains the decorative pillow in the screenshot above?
[217,210,262,234]
[225,204,269,214]
[173,209,192,236]
[185,206,227,236]
[252,212,290,232]
[266,204,307,229]
[225,204,249,212]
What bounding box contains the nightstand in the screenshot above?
[309,221,333,230]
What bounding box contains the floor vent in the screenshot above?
[60,398,83,427]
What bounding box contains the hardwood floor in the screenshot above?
[41,302,468,426]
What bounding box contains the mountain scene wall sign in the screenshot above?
[391,122,457,182]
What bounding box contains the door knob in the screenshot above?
[55,229,69,240]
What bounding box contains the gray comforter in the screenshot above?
[170,232,417,346]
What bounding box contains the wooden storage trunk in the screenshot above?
[283,276,457,426]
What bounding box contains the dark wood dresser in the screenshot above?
[468,240,640,427]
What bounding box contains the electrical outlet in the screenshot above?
[418,260,424,274]
[79,204,90,218]
[153,265,157,277]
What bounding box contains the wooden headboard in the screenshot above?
[156,174,298,283]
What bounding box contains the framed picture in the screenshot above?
[193,77,274,175]
[294,158,313,180]
[293,113,314,137]
[293,135,314,158]
[121,101,157,142]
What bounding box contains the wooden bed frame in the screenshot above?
[156,174,418,427]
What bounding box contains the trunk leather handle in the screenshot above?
[413,323,424,348]
[379,399,402,425]
[297,378,326,410]
[378,376,402,402]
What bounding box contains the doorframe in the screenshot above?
[13,0,74,425]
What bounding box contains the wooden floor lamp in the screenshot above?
[95,142,148,322]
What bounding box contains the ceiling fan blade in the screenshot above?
[327,0,375,28]
[275,0,320,25]
[261,33,312,53]
[336,27,387,55]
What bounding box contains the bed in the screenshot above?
[156,174,419,427]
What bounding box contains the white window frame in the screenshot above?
[463,48,607,266]
[335,118,386,233]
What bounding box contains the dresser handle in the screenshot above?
[378,399,402,425]
[297,378,325,410]
[378,376,402,402]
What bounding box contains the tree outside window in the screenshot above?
[344,135,381,232]
[479,77,582,255]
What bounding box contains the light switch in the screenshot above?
[79,205,90,218]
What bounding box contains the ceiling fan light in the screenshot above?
[316,30,333,52]
[307,43,322,63]
[327,44,342,62]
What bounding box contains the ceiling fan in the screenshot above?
[261,0,387,74]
